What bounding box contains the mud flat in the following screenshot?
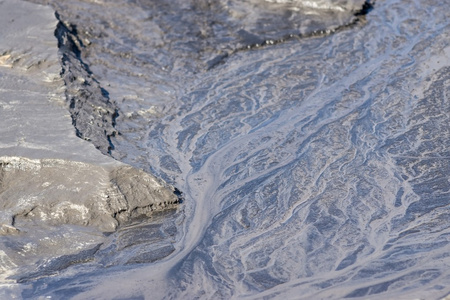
[2,0,450,298]
[38,0,449,299]
[0,0,179,294]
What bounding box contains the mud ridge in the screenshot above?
[54,13,119,155]
[0,157,180,234]
[208,0,375,69]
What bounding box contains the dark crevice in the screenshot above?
[54,12,119,155]
[173,187,184,204]
[355,0,375,16]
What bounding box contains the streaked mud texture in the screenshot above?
[1,0,449,298]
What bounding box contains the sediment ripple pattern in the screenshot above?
[153,1,449,298]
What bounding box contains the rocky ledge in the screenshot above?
[0,157,179,235]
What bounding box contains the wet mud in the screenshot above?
[1,0,449,299]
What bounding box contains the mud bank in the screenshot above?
[0,157,178,234]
